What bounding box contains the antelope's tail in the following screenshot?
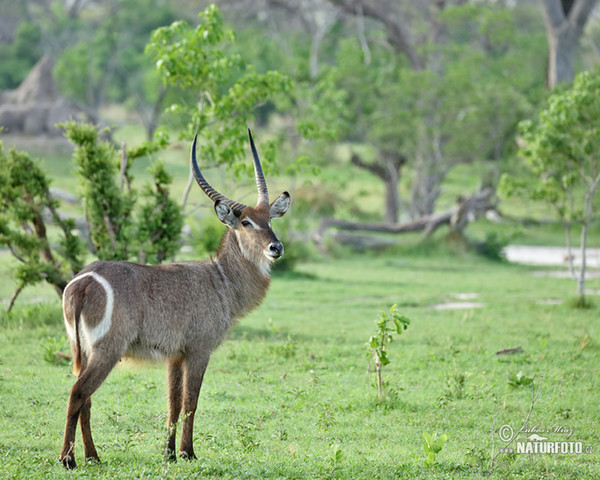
[72,299,84,376]
[63,275,92,376]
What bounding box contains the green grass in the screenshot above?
[1,126,598,477]
[0,250,598,479]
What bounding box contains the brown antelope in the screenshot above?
[59,130,290,469]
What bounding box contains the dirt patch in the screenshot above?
[531,270,600,279]
[536,299,563,305]
[450,293,479,300]
[430,301,484,310]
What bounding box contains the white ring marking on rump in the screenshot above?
[62,271,114,346]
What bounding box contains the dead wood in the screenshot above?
[314,187,495,251]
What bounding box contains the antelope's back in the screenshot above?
[63,260,231,358]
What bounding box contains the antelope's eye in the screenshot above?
[241,220,251,228]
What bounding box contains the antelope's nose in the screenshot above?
[268,242,284,258]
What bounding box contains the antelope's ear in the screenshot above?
[270,192,290,219]
[214,201,239,228]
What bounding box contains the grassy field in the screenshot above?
[0,248,598,479]
[1,128,599,478]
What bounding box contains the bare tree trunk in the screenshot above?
[309,20,332,79]
[539,0,597,88]
[410,124,449,218]
[578,223,587,304]
[351,150,406,224]
[145,86,167,140]
[410,170,442,219]
[565,222,577,280]
[577,173,600,304]
[383,159,400,224]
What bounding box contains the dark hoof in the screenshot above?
[85,455,101,464]
[165,449,177,462]
[179,451,197,461]
[61,454,77,469]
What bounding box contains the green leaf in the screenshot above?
[432,434,448,453]
[423,432,433,452]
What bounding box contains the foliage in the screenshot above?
[327,2,542,219]
[59,121,183,265]
[0,121,183,308]
[137,160,184,264]
[290,67,350,143]
[41,336,70,366]
[507,371,534,388]
[53,0,179,126]
[366,304,410,400]
[188,214,225,259]
[500,68,600,303]
[146,4,292,179]
[60,121,135,260]
[474,231,515,261]
[422,432,448,467]
[0,142,84,310]
[0,21,42,90]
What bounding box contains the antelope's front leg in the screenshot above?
[80,397,100,462]
[165,359,183,460]
[179,355,210,459]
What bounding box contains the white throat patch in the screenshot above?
[234,230,271,277]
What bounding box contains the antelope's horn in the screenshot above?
[191,134,247,215]
[248,129,269,206]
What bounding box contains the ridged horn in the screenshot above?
[190,134,247,215]
[248,129,269,206]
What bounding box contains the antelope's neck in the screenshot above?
[214,230,271,319]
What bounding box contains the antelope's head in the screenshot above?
[191,130,290,267]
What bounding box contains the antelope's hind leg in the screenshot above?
[60,353,119,469]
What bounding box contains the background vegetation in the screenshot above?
[0,0,598,478]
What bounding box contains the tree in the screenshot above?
[53,0,179,133]
[538,0,597,88]
[0,142,84,311]
[146,4,293,204]
[136,159,184,264]
[351,151,406,223]
[0,21,42,90]
[500,68,600,306]
[61,121,183,264]
[61,122,135,261]
[329,1,539,219]
[0,121,184,310]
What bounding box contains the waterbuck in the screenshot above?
[59,130,290,469]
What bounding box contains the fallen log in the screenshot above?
[313,187,495,251]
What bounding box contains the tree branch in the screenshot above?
[313,187,495,250]
[351,153,387,179]
[539,0,566,31]
[569,0,598,34]
[330,0,424,69]
[490,374,544,469]
[6,285,24,313]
